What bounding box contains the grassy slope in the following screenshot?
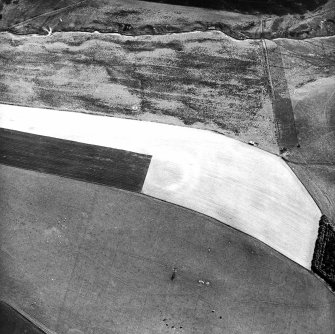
[0,31,277,152]
[272,37,335,221]
[0,0,334,39]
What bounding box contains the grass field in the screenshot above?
[273,37,335,222]
[1,164,334,334]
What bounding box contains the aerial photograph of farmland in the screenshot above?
[0,0,334,333]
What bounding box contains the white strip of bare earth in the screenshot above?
[0,104,320,269]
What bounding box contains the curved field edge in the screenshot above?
[0,103,322,269]
[272,36,335,289]
[0,28,334,287]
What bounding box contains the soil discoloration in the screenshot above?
[0,31,277,152]
[264,41,299,149]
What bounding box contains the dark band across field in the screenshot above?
[0,301,45,334]
[265,45,299,150]
[139,0,325,14]
[0,128,151,192]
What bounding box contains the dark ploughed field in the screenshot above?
[140,0,327,14]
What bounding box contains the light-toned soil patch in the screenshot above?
[0,104,321,268]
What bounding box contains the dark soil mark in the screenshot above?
[78,95,137,115]
[0,128,152,192]
[264,44,298,149]
[0,82,8,94]
[35,87,64,109]
[170,268,177,281]
[106,9,141,17]
[122,40,184,53]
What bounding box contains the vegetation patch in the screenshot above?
[312,215,335,291]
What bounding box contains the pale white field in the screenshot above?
[0,104,321,268]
